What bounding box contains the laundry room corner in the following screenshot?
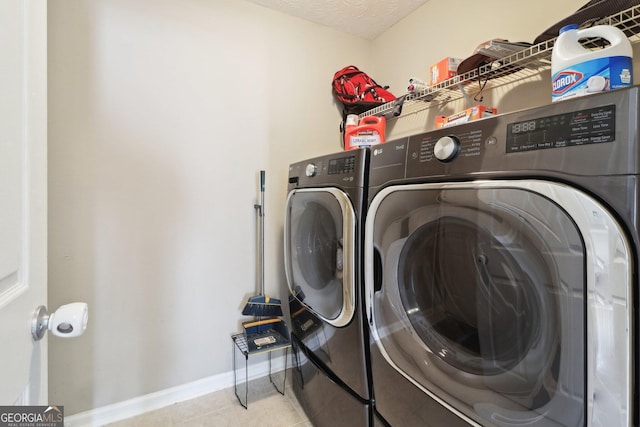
[39,0,640,425]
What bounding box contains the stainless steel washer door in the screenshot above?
[285,188,356,327]
[365,180,632,427]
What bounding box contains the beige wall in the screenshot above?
[48,0,369,415]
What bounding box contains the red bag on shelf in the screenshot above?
[332,65,396,115]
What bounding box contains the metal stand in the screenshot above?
[231,332,291,409]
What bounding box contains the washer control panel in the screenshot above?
[328,155,356,175]
[409,104,616,166]
[506,104,615,152]
[299,155,356,179]
[373,87,633,185]
[289,150,365,189]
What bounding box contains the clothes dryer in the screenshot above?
[365,87,639,426]
[285,148,372,426]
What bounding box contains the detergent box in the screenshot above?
[430,57,462,85]
[435,106,498,128]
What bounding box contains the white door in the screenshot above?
[0,0,48,405]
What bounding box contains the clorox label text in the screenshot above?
[552,71,583,94]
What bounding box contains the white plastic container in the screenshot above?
[551,24,633,102]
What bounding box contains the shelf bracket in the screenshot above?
[456,83,475,108]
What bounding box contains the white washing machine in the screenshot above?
[365,87,638,426]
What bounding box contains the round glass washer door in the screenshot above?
[285,188,356,327]
[365,180,632,427]
[398,214,551,378]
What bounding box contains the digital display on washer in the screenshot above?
[506,105,615,153]
[328,155,356,174]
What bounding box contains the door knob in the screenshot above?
[31,302,89,341]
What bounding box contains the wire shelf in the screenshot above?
[359,4,640,120]
[232,326,291,356]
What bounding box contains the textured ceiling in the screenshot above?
[246,0,432,40]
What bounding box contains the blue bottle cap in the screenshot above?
[559,24,579,34]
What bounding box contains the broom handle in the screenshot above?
[259,170,265,296]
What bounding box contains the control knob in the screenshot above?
[434,135,460,162]
[305,163,317,177]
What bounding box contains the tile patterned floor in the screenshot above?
[104,372,311,427]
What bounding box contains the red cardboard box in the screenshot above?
[435,106,498,128]
[430,57,462,85]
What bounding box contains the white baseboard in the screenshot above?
[65,354,289,427]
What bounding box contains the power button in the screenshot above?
[305,163,317,177]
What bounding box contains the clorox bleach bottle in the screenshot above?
[551,24,633,102]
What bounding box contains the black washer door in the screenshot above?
[399,215,546,377]
[285,188,355,327]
